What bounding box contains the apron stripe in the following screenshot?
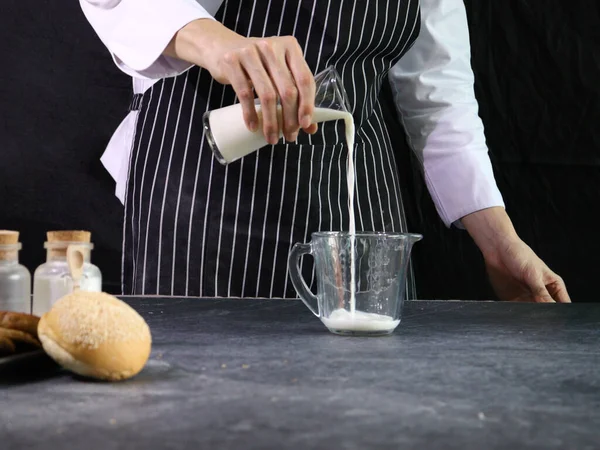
[286,0,344,294]
[282,147,304,298]
[252,0,282,298]
[361,1,403,235]
[225,1,250,297]
[156,72,189,293]
[141,79,178,294]
[314,0,334,228]
[359,0,388,232]
[310,0,338,288]
[372,105,415,294]
[268,144,289,298]
[191,74,215,295]
[239,155,259,297]
[202,0,237,295]
[327,0,349,237]
[368,112,395,231]
[123,86,154,294]
[237,0,266,297]
[369,0,417,117]
[170,70,201,296]
[233,0,269,297]
[352,0,381,233]
[279,0,312,298]
[297,0,321,284]
[136,82,165,294]
[226,156,245,297]
[253,146,275,297]
[302,0,318,148]
[264,0,297,298]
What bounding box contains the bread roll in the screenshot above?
[0,335,16,356]
[0,327,41,348]
[38,291,152,381]
[0,311,40,338]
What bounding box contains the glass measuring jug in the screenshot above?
[288,232,422,336]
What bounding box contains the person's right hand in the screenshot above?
[167,19,318,144]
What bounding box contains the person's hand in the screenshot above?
[483,238,570,303]
[461,207,571,303]
[166,19,318,144]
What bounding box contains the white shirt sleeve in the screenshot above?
[79,0,217,79]
[388,0,505,228]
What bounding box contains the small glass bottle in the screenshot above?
[33,230,102,316]
[0,230,32,313]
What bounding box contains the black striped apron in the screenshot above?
[123,0,421,299]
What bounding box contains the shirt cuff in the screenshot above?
[424,147,505,228]
[80,0,215,79]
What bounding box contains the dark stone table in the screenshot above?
[2,298,599,449]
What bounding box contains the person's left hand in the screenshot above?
[461,207,571,303]
[482,237,570,303]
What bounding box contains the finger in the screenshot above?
[285,37,315,129]
[547,276,571,303]
[257,39,299,142]
[530,281,556,303]
[553,286,571,303]
[240,46,280,145]
[226,58,258,132]
[553,287,571,303]
[304,123,318,134]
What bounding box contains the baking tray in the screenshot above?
[0,349,58,375]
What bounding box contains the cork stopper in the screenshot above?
[0,230,20,261]
[0,230,19,245]
[46,230,92,258]
[47,230,91,243]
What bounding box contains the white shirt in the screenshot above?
[80,0,504,228]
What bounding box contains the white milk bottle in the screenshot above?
[203,104,353,164]
[203,65,353,165]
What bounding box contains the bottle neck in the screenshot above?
[0,239,20,264]
[0,258,18,266]
[45,251,91,263]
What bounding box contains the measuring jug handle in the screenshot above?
[288,243,319,317]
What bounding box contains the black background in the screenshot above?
[1,1,598,300]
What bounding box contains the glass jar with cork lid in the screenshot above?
[0,230,31,313]
[32,230,102,316]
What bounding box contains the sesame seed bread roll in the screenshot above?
[38,291,151,381]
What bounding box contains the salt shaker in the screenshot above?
[33,230,102,316]
[0,230,32,313]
